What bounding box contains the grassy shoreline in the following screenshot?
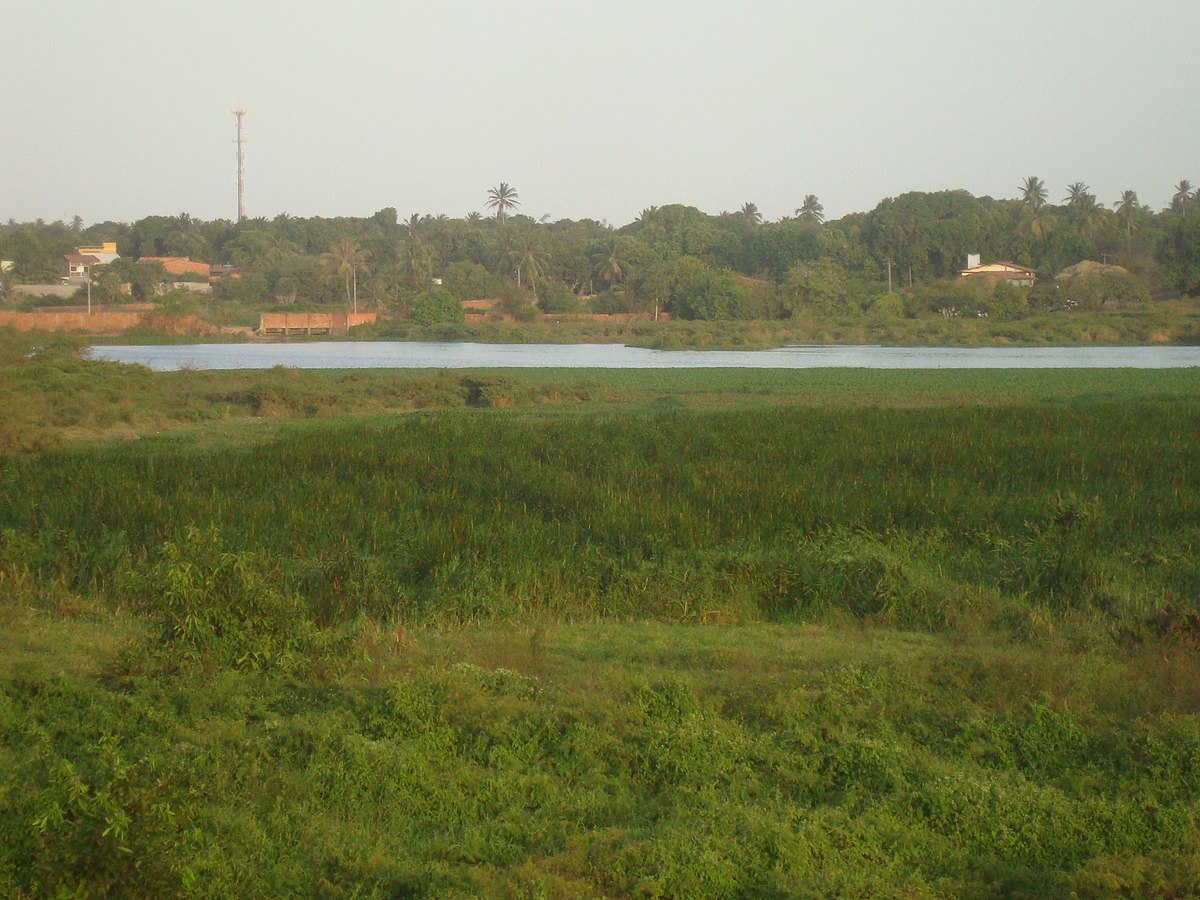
[12,293,1200,348]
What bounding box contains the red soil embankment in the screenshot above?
[0,311,220,336]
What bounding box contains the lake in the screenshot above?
[88,341,1200,371]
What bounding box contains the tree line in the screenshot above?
[2,179,1197,321]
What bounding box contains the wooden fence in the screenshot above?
[258,313,377,335]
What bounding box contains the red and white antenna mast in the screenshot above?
[233,108,247,221]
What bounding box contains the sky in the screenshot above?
[2,1,1197,228]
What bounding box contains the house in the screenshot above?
[209,265,241,282]
[75,242,121,264]
[63,253,101,283]
[138,256,211,279]
[960,258,1036,287]
[63,241,120,283]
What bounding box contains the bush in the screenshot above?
[1060,270,1151,310]
[587,289,628,314]
[498,283,538,322]
[539,282,580,313]
[412,288,465,326]
[127,526,318,671]
[672,262,750,320]
[870,292,905,318]
[989,281,1030,321]
[440,261,505,302]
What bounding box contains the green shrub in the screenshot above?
[412,288,464,326]
[127,526,318,670]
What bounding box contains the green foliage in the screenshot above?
[870,291,905,318]
[2,362,1200,894]
[497,282,538,321]
[412,287,465,326]
[439,260,505,301]
[988,280,1030,320]
[1059,268,1152,309]
[1161,214,1200,295]
[782,258,851,314]
[669,257,750,320]
[538,281,580,313]
[128,526,319,670]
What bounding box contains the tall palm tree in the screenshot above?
[402,213,422,240]
[486,183,520,221]
[1020,176,1048,208]
[513,226,550,296]
[590,236,633,288]
[739,202,762,226]
[1064,182,1091,208]
[636,206,659,225]
[1114,190,1141,240]
[230,229,275,269]
[1016,204,1055,244]
[320,238,370,313]
[490,226,519,277]
[1071,193,1109,240]
[167,211,206,258]
[399,214,434,290]
[796,195,824,224]
[1172,180,1194,215]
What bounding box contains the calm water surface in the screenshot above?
[88,342,1200,371]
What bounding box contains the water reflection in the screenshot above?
[88,341,1200,372]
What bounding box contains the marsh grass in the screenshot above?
[5,613,1200,896]
[2,330,1200,895]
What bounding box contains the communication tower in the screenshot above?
[233,108,247,221]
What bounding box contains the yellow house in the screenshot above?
[63,242,121,283]
[960,260,1036,287]
[75,242,121,264]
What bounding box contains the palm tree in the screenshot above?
[320,238,370,313]
[466,211,483,225]
[229,229,275,269]
[796,195,825,224]
[1113,190,1141,240]
[1064,182,1091,208]
[1020,176,1048,208]
[590,236,633,288]
[486,182,520,221]
[636,206,659,225]
[490,226,518,277]
[1016,204,1055,244]
[513,227,550,296]
[1071,193,1109,240]
[739,202,762,226]
[399,214,434,290]
[1172,180,1194,215]
[167,211,206,258]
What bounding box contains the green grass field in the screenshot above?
[2,328,1199,896]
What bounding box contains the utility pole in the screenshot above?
[233,108,247,222]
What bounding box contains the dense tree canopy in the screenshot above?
[2,178,1196,323]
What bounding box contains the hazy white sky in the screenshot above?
[2,1,1196,227]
